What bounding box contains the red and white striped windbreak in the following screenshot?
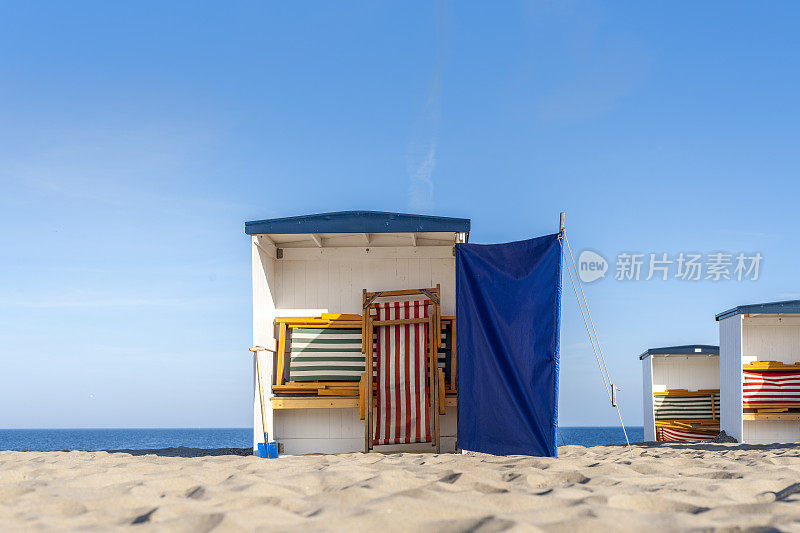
[659,427,716,442]
[743,370,800,404]
[374,300,431,445]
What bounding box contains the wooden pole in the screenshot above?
[275,323,287,386]
[362,289,367,354]
[251,347,270,452]
[365,316,374,451]
[450,319,457,391]
[559,212,565,235]
[430,315,440,452]
[711,393,716,420]
[435,284,441,350]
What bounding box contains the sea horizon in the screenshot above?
[0,426,644,452]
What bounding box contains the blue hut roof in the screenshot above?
[244,211,471,238]
[715,299,800,321]
[638,344,719,360]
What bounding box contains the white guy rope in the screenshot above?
[565,234,615,393]
[558,235,612,399]
[558,230,631,451]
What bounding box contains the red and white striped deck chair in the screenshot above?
[361,287,442,453]
[374,300,432,446]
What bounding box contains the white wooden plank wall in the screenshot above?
[719,315,743,442]
[275,410,458,455]
[641,357,655,441]
[651,356,719,391]
[743,421,800,444]
[252,242,277,452]
[742,316,800,443]
[260,247,457,454]
[274,251,456,315]
[743,318,800,363]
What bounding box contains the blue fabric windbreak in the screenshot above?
[456,234,562,456]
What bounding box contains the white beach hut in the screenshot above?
[640,345,720,441]
[245,211,469,455]
[717,300,800,444]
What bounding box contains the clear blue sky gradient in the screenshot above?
[2,2,799,428]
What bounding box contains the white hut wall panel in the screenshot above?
[651,356,719,392]
[273,248,456,315]
[742,317,800,363]
[741,316,800,444]
[742,420,800,444]
[274,409,457,455]
[641,357,655,441]
[741,423,799,445]
[719,315,743,442]
[252,239,278,452]
[274,408,363,454]
[257,245,457,454]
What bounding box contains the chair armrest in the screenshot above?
[359,372,367,420]
[438,368,446,415]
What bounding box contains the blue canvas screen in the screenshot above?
[455,234,562,456]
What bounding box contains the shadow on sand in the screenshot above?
[592,441,800,453]
[100,447,253,458]
[107,443,800,457]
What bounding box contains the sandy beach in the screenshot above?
[2,443,800,532]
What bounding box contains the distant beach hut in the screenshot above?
[640,345,720,441]
[717,300,800,444]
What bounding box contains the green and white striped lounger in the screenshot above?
[654,393,720,420]
[289,327,374,382]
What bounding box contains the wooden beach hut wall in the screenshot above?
[245,211,469,455]
[717,300,800,444]
[640,345,720,441]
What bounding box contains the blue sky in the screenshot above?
[1,1,799,429]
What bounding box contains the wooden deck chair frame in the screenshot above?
[270,314,366,408]
[361,285,443,453]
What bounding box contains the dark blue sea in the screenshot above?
[0,428,252,452]
[559,426,644,447]
[0,426,643,452]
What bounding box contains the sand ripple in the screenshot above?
[2,443,800,531]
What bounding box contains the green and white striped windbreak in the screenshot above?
[654,393,719,420]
